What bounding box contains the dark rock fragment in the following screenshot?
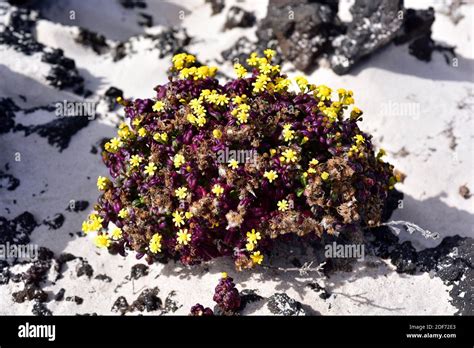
[224,6,256,30]
[239,289,264,311]
[66,296,84,305]
[15,115,90,152]
[330,0,404,74]
[131,287,162,312]
[130,263,149,279]
[390,241,418,274]
[76,259,93,278]
[75,28,109,54]
[0,98,20,134]
[307,282,331,300]
[66,200,89,212]
[43,213,64,230]
[54,288,65,301]
[205,0,225,15]
[261,0,341,72]
[0,170,20,191]
[94,274,112,282]
[267,293,307,316]
[111,296,129,314]
[408,33,456,63]
[32,301,52,316]
[119,0,146,9]
[394,7,435,45]
[459,185,471,199]
[104,87,124,111]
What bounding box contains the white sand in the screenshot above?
[0,0,472,315]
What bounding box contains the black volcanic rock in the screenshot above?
[0,7,43,55]
[408,33,455,63]
[15,115,90,152]
[66,200,89,212]
[0,212,37,245]
[104,87,124,111]
[131,287,162,312]
[75,28,109,54]
[267,293,307,316]
[113,27,190,62]
[43,213,64,230]
[394,7,435,45]
[259,0,341,72]
[0,98,20,134]
[205,0,225,15]
[224,6,256,31]
[330,0,404,74]
[0,170,20,191]
[130,263,149,279]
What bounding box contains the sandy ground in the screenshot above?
[0,0,472,315]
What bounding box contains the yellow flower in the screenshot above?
[97,176,110,191]
[111,227,122,240]
[274,77,291,92]
[282,124,295,142]
[295,76,308,92]
[251,251,264,265]
[132,117,142,126]
[81,220,93,234]
[144,162,157,176]
[117,124,131,139]
[173,154,185,168]
[196,116,207,127]
[221,272,228,279]
[277,199,289,211]
[179,68,192,79]
[247,52,259,66]
[232,95,247,104]
[94,234,110,249]
[109,137,123,151]
[321,171,330,181]
[212,184,224,196]
[246,229,261,244]
[282,149,298,163]
[185,211,194,220]
[175,186,188,200]
[246,242,255,251]
[263,170,278,183]
[228,159,239,170]
[351,107,363,119]
[307,167,316,174]
[377,148,386,159]
[118,208,128,219]
[354,134,365,145]
[153,132,168,143]
[216,94,229,106]
[264,48,276,60]
[129,154,143,168]
[259,63,272,74]
[152,100,165,112]
[187,113,197,124]
[234,63,247,78]
[149,233,162,253]
[316,85,332,101]
[213,129,222,139]
[172,53,195,70]
[177,229,191,245]
[252,74,270,93]
[82,213,104,234]
[138,127,147,137]
[236,111,249,124]
[310,158,319,166]
[172,211,185,227]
